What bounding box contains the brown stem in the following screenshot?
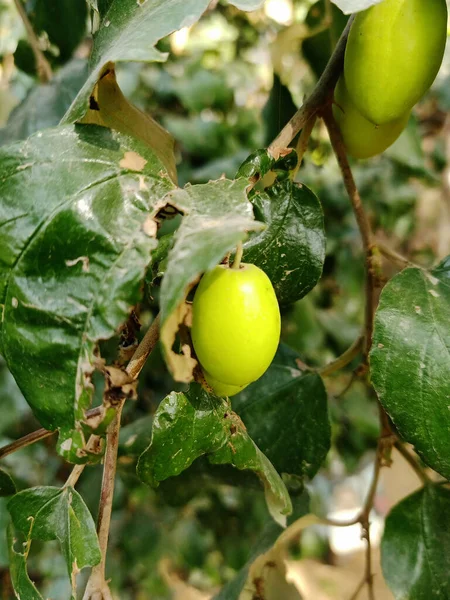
[322,107,378,358]
[268,16,354,154]
[292,115,317,178]
[125,313,160,380]
[13,0,52,83]
[394,441,430,485]
[377,242,421,270]
[348,577,366,600]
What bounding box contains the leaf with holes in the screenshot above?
[242,180,325,305]
[8,486,101,596]
[7,523,44,600]
[371,257,450,479]
[233,344,330,480]
[0,125,174,455]
[381,485,450,599]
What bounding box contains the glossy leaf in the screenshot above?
[0,468,16,496]
[0,59,88,146]
[233,344,330,480]
[381,485,450,599]
[137,385,230,487]
[243,180,325,305]
[7,523,44,600]
[137,383,292,526]
[371,258,450,478]
[62,0,214,123]
[331,0,384,14]
[8,486,101,594]
[0,125,174,440]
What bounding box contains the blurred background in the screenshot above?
[0,0,449,597]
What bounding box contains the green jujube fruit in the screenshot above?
[333,78,410,159]
[191,263,280,397]
[344,0,447,125]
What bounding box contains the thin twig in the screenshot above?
[232,242,244,270]
[126,313,160,380]
[292,115,317,178]
[323,107,379,359]
[348,577,366,600]
[319,335,363,376]
[394,441,430,485]
[268,16,354,154]
[13,0,52,83]
[377,242,421,270]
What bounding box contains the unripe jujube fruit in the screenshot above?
[191,263,280,397]
[333,78,410,159]
[344,0,447,125]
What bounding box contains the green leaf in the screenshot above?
[242,180,325,305]
[7,523,44,600]
[137,383,292,526]
[381,485,450,599]
[370,257,450,478]
[160,178,261,324]
[0,59,88,146]
[233,344,330,480]
[209,412,292,527]
[119,414,154,458]
[8,486,101,594]
[0,468,16,496]
[0,125,174,439]
[137,385,230,487]
[62,0,214,123]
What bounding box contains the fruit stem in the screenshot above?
[232,242,243,270]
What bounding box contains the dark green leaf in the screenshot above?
[233,344,330,480]
[381,485,450,599]
[0,125,174,439]
[242,180,325,305]
[160,178,261,323]
[137,385,230,487]
[25,0,87,64]
[0,468,16,496]
[7,523,44,600]
[137,383,292,525]
[8,486,101,593]
[236,148,297,182]
[0,59,88,146]
[371,257,450,478]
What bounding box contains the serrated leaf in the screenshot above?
[233,345,330,480]
[331,0,384,14]
[0,125,174,440]
[209,413,293,527]
[242,180,325,305]
[370,257,450,479]
[0,468,16,496]
[159,179,263,382]
[80,67,177,183]
[8,486,101,595]
[0,59,88,146]
[137,385,230,487]
[7,523,44,600]
[137,383,292,525]
[62,0,214,123]
[381,485,450,599]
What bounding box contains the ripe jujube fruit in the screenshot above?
[191,263,280,397]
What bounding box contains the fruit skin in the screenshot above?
[204,372,248,398]
[191,263,280,394]
[344,0,447,125]
[333,78,410,159]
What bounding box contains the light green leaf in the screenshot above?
[371,257,450,478]
[381,485,450,599]
[8,486,101,595]
[0,125,174,444]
